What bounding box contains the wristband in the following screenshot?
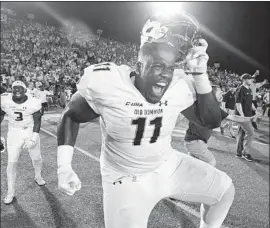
[31,132,39,142]
[57,145,74,168]
[193,74,212,94]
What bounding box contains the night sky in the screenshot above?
[3,1,270,80]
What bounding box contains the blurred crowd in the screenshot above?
[0,17,138,103]
[0,16,269,111]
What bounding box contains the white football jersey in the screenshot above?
[77,62,196,174]
[26,88,39,98]
[37,90,51,103]
[1,93,42,129]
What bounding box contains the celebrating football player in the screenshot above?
[26,81,39,98]
[0,80,46,205]
[57,12,235,228]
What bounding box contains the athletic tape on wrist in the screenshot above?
[57,145,74,168]
[193,74,212,94]
[31,132,39,142]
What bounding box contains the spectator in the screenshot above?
[222,87,237,138]
[58,86,67,108]
[249,70,268,130]
[235,73,257,162]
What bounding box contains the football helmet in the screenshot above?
[141,11,201,61]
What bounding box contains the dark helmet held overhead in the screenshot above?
[140,11,201,61]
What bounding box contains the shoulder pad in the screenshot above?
[1,92,9,96]
[1,92,11,101]
[86,62,116,74]
[0,93,12,109]
[77,62,123,101]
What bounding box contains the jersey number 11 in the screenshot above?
[132,117,162,145]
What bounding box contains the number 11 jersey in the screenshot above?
[77,63,196,174]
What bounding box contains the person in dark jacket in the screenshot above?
[185,87,255,166]
[235,73,259,162]
[222,86,237,138]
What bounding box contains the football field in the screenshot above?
[1,109,269,228]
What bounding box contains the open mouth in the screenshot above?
[15,92,21,96]
[152,82,168,96]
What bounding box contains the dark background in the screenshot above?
[2,1,270,80]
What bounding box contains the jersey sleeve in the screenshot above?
[77,63,118,115]
[179,76,197,110]
[0,93,11,112]
[77,66,101,114]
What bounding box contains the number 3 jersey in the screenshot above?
[1,93,42,130]
[77,63,196,174]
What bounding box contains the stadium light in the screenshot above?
[151,2,183,18]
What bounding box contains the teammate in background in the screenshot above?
[0,81,46,205]
[26,81,39,98]
[0,85,6,153]
[56,13,235,228]
[37,85,51,115]
[222,86,237,138]
[185,85,257,167]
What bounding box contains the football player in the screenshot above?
[0,85,6,153]
[0,80,46,205]
[26,81,39,98]
[57,12,235,228]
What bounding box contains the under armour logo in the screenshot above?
[158,100,168,106]
[113,180,122,185]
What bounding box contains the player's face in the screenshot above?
[12,86,26,99]
[29,83,34,89]
[136,44,177,104]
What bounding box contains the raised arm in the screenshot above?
[181,91,222,129]
[180,38,222,129]
[180,75,222,129]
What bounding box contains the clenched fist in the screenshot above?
[185,38,209,74]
